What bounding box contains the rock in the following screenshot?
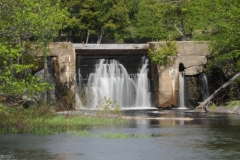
[185,66,203,75]
[184,76,200,108]
[21,95,36,108]
[35,69,56,103]
[226,106,240,114]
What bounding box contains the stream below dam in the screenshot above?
[1,110,240,160]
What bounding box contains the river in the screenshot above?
[1,110,240,160]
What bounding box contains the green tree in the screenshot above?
[204,1,240,73]
[185,0,240,102]
[62,0,132,43]
[0,0,68,104]
[186,0,240,74]
[155,0,206,40]
[134,0,168,41]
[100,0,132,42]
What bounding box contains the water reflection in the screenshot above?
[0,149,52,160]
[1,111,240,160]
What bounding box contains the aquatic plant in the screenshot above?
[66,130,153,139]
[95,97,122,118]
[0,107,128,135]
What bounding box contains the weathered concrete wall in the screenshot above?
[46,42,209,109]
[48,42,75,91]
[149,41,209,108]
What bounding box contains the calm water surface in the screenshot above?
[1,110,240,160]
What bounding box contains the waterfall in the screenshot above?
[199,73,210,101]
[75,69,83,109]
[77,57,151,109]
[135,57,151,107]
[179,72,187,109]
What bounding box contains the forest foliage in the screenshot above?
[0,0,68,105]
[0,0,240,105]
[60,0,240,102]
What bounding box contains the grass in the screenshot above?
[0,106,153,138]
[227,101,240,108]
[208,104,217,110]
[66,130,153,139]
[0,107,128,135]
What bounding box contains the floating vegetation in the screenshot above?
[66,130,153,139]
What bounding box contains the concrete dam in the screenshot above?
[47,42,209,109]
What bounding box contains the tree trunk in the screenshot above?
[172,21,187,41]
[58,29,62,42]
[86,29,90,44]
[97,27,103,44]
[197,72,240,110]
[181,19,187,41]
[172,23,184,37]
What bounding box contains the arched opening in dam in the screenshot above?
[178,63,187,109]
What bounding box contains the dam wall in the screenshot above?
[149,41,209,108]
[46,41,209,108]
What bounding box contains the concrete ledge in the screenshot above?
[185,66,203,75]
[177,41,210,56]
[73,43,149,50]
[179,56,207,68]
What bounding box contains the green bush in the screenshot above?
[148,40,177,65]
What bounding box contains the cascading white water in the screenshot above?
[75,69,83,108]
[179,72,187,109]
[78,57,151,109]
[200,73,210,101]
[135,59,151,107]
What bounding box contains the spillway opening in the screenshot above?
[76,54,153,110]
[178,63,187,109]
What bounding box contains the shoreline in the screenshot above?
[192,106,240,115]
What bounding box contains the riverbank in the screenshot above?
[193,106,240,115]
[0,107,129,135]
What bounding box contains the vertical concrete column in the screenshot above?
[48,42,76,92]
[149,42,179,108]
[149,41,209,108]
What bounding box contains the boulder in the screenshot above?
[35,69,56,103]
